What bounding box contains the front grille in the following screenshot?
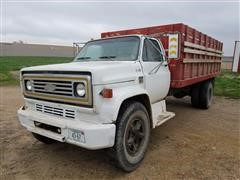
[32,80,73,96]
[36,103,76,119]
[22,73,92,107]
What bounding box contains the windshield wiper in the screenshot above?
[98,56,116,61]
[77,57,91,60]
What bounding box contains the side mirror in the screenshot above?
[162,61,168,67]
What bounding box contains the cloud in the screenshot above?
[2,1,239,55]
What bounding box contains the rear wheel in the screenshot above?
[191,84,201,108]
[32,133,56,144]
[191,80,213,109]
[111,101,150,172]
[199,81,213,109]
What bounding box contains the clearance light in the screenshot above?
[100,88,113,98]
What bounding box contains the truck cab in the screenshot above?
[18,35,175,171]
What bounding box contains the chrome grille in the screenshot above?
[36,104,75,119]
[32,80,73,96]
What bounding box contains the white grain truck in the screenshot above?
[17,23,223,171]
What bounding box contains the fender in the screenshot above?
[96,84,149,124]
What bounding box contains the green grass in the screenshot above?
[0,56,239,98]
[0,56,72,85]
[214,71,240,99]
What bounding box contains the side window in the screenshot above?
[142,39,163,61]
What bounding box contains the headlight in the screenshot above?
[25,80,32,91]
[76,83,86,97]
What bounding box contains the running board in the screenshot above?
[151,100,175,128]
[155,111,175,127]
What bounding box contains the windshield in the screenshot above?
[74,36,140,61]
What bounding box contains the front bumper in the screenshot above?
[17,107,116,150]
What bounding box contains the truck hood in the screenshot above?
[21,61,141,85]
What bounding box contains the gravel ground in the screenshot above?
[0,86,239,180]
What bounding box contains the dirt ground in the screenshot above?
[0,86,239,180]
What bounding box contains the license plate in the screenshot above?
[68,129,85,143]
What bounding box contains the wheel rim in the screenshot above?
[125,118,145,156]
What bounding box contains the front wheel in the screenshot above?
[111,101,150,172]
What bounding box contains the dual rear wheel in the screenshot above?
[191,80,214,109]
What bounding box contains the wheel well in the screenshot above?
[117,94,153,128]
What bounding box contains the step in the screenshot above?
[155,111,175,127]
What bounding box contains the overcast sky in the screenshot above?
[2,0,239,55]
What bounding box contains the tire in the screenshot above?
[111,101,150,172]
[191,84,201,108]
[199,81,213,109]
[32,133,56,144]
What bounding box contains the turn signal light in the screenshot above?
[100,88,113,98]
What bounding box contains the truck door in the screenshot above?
[141,38,170,103]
